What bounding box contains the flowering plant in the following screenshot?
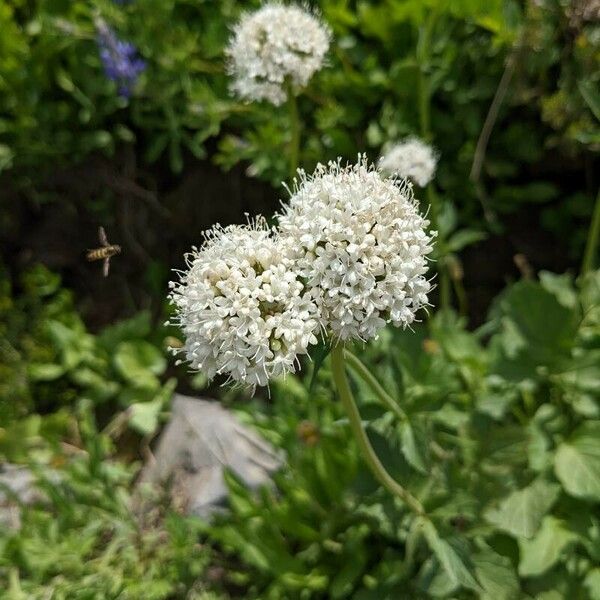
[170,154,435,514]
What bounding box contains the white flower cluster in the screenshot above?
[169,219,320,388]
[226,3,330,105]
[171,159,434,387]
[278,158,435,341]
[378,138,438,187]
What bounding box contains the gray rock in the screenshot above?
[136,394,282,519]
[0,464,39,530]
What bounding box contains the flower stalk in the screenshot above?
[331,345,426,516]
[344,349,406,421]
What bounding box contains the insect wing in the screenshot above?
[103,257,111,277]
[99,226,109,247]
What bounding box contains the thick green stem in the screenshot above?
[331,345,426,516]
[581,189,600,276]
[287,86,301,181]
[344,349,406,421]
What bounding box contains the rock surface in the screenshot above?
[0,464,39,530]
[137,394,282,518]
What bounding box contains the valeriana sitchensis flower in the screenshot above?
[278,157,435,342]
[378,138,438,187]
[95,18,145,97]
[169,219,320,388]
[227,3,330,105]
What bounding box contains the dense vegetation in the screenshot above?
[1,0,599,598]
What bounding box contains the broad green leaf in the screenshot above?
[539,271,577,309]
[128,378,175,435]
[472,549,520,600]
[554,421,600,501]
[129,398,163,436]
[27,363,65,381]
[518,516,578,577]
[98,311,151,350]
[417,556,459,597]
[421,519,481,592]
[584,568,600,600]
[400,421,429,474]
[497,282,580,350]
[484,479,560,539]
[113,340,166,389]
[490,281,580,379]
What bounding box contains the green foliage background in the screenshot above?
[0,0,599,598]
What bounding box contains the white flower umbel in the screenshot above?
[378,138,438,187]
[227,2,330,106]
[169,219,320,389]
[278,157,435,342]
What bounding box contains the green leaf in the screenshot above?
[421,519,481,592]
[554,421,600,501]
[98,311,151,350]
[518,516,578,577]
[472,548,520,600]
[490,281,580,379]
[578,79,600,122]
[400,421,429,474]
[128,378,175,435]
[309,339,331,392]
[446,229,487,252]
[539,271,577,309]
[129,398,163,435]
[484,479,560,539]
[113,340,166,389]
[27,363,65,381]
[584,568,600,600]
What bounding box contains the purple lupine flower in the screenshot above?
[95,18,145,98]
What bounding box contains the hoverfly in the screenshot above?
[87,226,121,277]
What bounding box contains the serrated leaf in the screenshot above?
[518,516,578,577]
[554,421,600,501]
[484,479,560,539]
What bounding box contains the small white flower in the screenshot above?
[169,218,320,389]
[278,156,435,342]
[227,2,330,106]
[379,138,438,187]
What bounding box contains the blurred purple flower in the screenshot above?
[95,18,145,98]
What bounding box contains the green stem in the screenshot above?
[287,86,301,181]
[331,345,426,516]
[344,349,406,421]
[581,189,600,276]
